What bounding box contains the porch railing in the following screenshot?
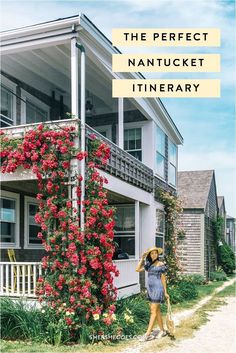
[113,259,139,289]
[0,118,175,194]
[0,262,43,298]
[86,125,154,192]
[0,260,139,298]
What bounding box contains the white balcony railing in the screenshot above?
[0,262,43,297]
[0,260,139,298]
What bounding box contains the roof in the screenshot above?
[227,215,235,220]
[0,13,183,144]
[177,170,215,209]
[217,196,225,209]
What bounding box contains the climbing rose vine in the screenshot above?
[156,190,184,284]
[0,123,119,341]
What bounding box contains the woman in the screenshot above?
[136,246,170,342]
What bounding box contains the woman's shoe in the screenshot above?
[151,328,160,337]
[139,333,155,342]
[156,329,167,339]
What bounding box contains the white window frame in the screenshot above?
[155,208,165,255]
[94,124,112,141]
[114,203,135,259]
[0,190,20,249]
[168,138,178,188]
[0,75,17,126]
[155,124,166,181]
[119,121,144,161]
[24,196,43,249]
[21,89,50,125]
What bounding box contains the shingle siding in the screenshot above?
[177,170,218,279]
[177,211,202,274]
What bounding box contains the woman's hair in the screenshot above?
[144,252,159,271]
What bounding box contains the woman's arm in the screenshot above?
[161,273,167,294]
[135,253,147,272]
[161,271,170,299]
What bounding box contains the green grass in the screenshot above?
[170,280,226,313]
[1,277,235,353]
[0,339,130,353]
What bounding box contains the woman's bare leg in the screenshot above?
[146,303,158,335]
[156,304,164,331]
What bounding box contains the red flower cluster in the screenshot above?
[0,123,119,335]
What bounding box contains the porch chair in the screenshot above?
[7,249,34,294]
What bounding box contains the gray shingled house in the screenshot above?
[217,196,226,240]
[177,170,218,279]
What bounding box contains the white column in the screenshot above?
[80,49,86,231]
[135,200,140,260]
[70,37,79,218]
[71,37,79,116]
[118,97,124,148]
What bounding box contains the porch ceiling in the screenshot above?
[1,180,38,195]
[1,181,134,204]
[1,42,114,110]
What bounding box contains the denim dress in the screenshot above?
[144,262,168,303]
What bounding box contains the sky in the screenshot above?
[1,0,235,216]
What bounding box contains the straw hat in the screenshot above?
[145,246,163,257]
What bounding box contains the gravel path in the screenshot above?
[119,278,236,353]
[152,296,236,353]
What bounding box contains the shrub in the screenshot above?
[0,294,150,345]
[0,297,72,345]
[168,280,198,303]
[217,243,236,275]
[177,273,206,285]
[0,298,44,342]
[209,270,227,281]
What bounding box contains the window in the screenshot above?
[24,196,42,248]
[26,100,48,124]
[1,86,13,120]
[0,191,20,248]
[94,125,112,141]
[21,90,49,124]
[155,209,165,250]
[0,79,16,127]
[155,125,166,178]
[124,128,142,161]
[113,205,135,258]
[168,140,177,186]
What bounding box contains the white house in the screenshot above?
[0,13,183,300]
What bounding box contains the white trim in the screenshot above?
[94,124,112,140]
[154,123,167,180]
[71,37,79,117]
[20,89,50,124]
[118,97,124,148]
[168,138,177,188]
[24,196,43,250]
[135,200,140,260]
[0,75,17,125]
[119,123,144,161]
[0,190,20,249]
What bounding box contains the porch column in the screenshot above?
[135,200,140,260]
[71,37,79,116]
[118,98,124,148]
[70,37,79,218]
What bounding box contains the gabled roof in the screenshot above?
[0,13,183,145]
[177,170,215,209]
[217,196,225,210]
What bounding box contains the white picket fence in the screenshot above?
[0,262,43,297]
[0,260,140,298]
